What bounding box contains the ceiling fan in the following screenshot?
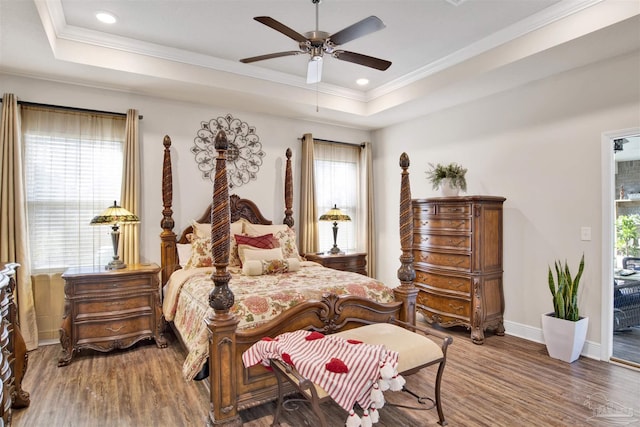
[239,0,392,84]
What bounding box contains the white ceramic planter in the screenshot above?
[540,313,589,363]
[440,178,460,196]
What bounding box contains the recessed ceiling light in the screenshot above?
[96,12,117,24]
[356,78,369,86]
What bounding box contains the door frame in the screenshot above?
[601,127,640,362]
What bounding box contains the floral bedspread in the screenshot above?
[161,262,395,380]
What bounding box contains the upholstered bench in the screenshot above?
[270,319,452,427]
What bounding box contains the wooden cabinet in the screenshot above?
[58,263,166,366]
[304,252,367,276]
[412,196,506,344]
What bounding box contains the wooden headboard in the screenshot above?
[160,135,294,285]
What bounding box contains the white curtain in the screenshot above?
[0,94,38,350]
[120,109,140,266]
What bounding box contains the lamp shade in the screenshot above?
[90,201,140,225]
[319,205,351,222]
[90,201,139,270]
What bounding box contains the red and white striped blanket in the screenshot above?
[242,329,399,413]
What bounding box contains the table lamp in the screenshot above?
[319,204,351,254]
[90,201,140,269]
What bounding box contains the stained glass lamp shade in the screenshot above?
[319,204,351,254]
[90,201,139,270]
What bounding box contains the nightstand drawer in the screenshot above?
[75,295,152,317]
[76,315,153,342]
[71,276,156,295]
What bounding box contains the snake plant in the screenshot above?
[547,254,585,321]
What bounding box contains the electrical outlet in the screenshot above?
[581,226,591,241]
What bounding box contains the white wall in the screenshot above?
[0,74,371,266]
[372,50,640,348]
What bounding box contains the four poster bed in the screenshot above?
[159,133,419,426]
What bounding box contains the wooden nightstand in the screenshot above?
[304,252,367,276]
[58,263,166,366]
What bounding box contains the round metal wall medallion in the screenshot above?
[191,114,266,188]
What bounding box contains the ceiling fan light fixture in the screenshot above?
[307,57,323,84]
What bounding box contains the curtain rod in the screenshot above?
[299,137,365,148]
[0,98,143,120]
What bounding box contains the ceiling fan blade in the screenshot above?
[254,16,308,43]
[329,16,386,46]
[240,51,304,64]
[307,57,323,84]
[333,51,391,71]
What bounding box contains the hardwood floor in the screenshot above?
[12,327,640,427]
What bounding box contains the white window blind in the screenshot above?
[22,106,125,272]
[314,141,360,254]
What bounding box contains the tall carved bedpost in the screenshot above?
[393,153,418,325]
[206,130,241,427]
[160,135,177,286]
[283,148,294,227]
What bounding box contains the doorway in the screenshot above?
[604,129,640,367]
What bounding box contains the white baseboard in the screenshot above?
[503,320,601,361]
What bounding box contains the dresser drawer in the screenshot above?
[75,295,152,317]
[417,291,471,320]
[414,250,471,271]
[413,203,470,218]
[414,217,470,232]
[415,270,471,294]
[76,315,153,342]
[414,233,471,250]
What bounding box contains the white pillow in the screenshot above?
[243,222,289,237]
[239,246,283,265]
[176,243,192,267]
[192,219,244,239]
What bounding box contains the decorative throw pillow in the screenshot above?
[238,246,283,266]
[184,236,213,269]
[235,233,277,250]
[272,227,303,261]
[189,220,244,267]
[242,257,301,276]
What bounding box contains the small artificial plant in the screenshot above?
[547,254,585,321]
[425,162,467,191]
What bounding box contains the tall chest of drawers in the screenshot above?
[58,263,166,366]
[412,196,506,344]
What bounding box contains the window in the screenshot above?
[22,106,126,272]
[314,141,361,253]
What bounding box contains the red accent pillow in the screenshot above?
[235,233,277,249]
[347,339,363,344]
